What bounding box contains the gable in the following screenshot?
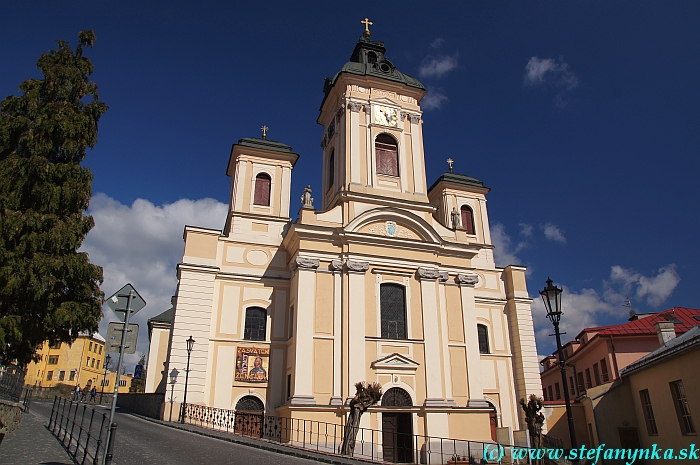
[371,353,420,371]
[357,220,421,240]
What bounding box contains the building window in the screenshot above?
[99,345,102,355]
[600,358,609,382]
[460,206,475,235]
[102,379,109,387]
[286,374,292,400]
[50,342,61,349]
[69,370,76,381]
[46,371,53,381]
[569,376,575,395]
[670,380,696,435]
[477,324,490,354]
[89,342,93,352]
[288,306,294,339]
[59,371,65,381]
[577,372,585,393]
[639,389,658,435]
[381,387,413,407]
[380,283,407,340]
[86,357,91,367]
[244,307,267,341]
[119,380,127,387]
[593,363,601,386]
[555,382,561,400]
[253,173,271,206]
[96,360,100,370]
[327,149,334,191]
[48,355,59,365]
[91,359,95,368]
[548,386,554,401]
[375,134,399,177]
[585,368,592,389]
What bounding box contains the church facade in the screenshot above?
[161,32,541,447]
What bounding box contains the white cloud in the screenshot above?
[491,222,530,267]
[419,55,458,79]
[605,264,681,307]
[430,37,444,49]
[520,223,534,238]
[80,193,228,371]
[523,56,579,90]
[421,88,449,110]
[542,222,566,243]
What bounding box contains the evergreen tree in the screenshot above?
[0,30,107,367]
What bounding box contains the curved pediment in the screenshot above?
[345,208,443,244]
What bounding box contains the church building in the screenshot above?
[160,26,542,452]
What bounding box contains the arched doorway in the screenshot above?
[487,401,498,441]
[381,388,413,463]
[234,395,264,438]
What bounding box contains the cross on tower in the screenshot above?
[361,18,373,37]
[446,158,454,172]
[261,125,269,139]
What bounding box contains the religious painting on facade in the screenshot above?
[235,347,269,383]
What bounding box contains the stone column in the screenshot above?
[348,102,363,185]
[290,257,319,405]
[456,273,490,408]
[330,260,344,405]
[417,267,447,406]
[346,260,369,401]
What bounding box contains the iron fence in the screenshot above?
[0,364,25,403]
[48,396,110,465]
[183,403,515,464]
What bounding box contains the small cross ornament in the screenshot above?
[447,158,454,172]
[361,18,373,37]
[261,125,269,139]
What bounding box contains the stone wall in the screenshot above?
[116,393,165,420]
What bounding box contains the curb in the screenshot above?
[125,412,381,465]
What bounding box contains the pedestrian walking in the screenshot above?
[73,384,81,401]
[90,386,97,403]
[80,385,88,402]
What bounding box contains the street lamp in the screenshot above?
[100,354,112,404]
[181,335,195,424]
[540,278,577,449]
[168,368,179,422]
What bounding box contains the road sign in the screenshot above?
[105,283,146,322]
[106,322,138,354]
[134,364,143,380]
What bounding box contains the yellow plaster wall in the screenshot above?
[449,346,469,403]
[184,232,218,260]
[313,339,334,401]
[314,273,334,335]
[445,286,465,343]
[447,411,492,441]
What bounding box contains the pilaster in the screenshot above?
[330,259,344,406]
[348,102,363,185]
[416,267,447,406]
[289,256,319,405]
[347,259,369,401]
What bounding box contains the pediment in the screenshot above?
[345,208,443,244]
[357,221,421,241]
[371,353,420,371]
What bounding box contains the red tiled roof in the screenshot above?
[580,307,700,338]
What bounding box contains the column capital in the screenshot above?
[409,114,422,124]
[416,267,440,280]
[438,271,449,282]
[292,256,320,271]
[347,102,363,113]
[329,260,344,272]
[456,273,479,287]
[346,260,369,273]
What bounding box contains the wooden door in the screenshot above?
[383,414,398,462]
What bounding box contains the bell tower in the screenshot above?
[317,30,430,215]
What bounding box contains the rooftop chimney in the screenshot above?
[654,318,676,346]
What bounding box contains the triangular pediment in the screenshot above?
[371,353,420,371]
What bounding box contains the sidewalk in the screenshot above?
[0,408,74,465]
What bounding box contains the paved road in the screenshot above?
[29,401,323,465]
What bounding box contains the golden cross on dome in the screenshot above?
[261,125,269,139]
[447,158,454,172]
[361,18,373,37]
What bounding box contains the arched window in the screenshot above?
[367,51,378,64]
[375,134,399,177]
[380,283,407,340]
[244,307,267,341]
[381,387,413,407]
[253,173,271,206]
[235,395,264,412]
[327,149,334,191]
[461,205,475,235]
[477,324,490,354]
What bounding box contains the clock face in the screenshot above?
[374,105,398,127]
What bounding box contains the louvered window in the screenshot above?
[375,134,398,177]
[380,284,407,340]
[461,206,475,235]
[253,174,271,206]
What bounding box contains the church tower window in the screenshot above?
[253,173,271,206]
[375,134,399,177]
[380,283,407,340]
[244,307,267,341]
[478,324,490,354]
[327,149,334,191]
[461,205,475,235]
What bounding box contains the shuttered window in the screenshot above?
[253,174,271,206]
[375,134,399,177]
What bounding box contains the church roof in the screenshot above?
[321,36,425,109]
[577,307,700,339]
[236,137,294,153]
[148,307,174,324]
[428,172,488,192]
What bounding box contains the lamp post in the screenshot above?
[100,354,111,404]
[168,368,179,422]
[180,336,195,424]
[540,278,577,449]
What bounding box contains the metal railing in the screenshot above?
[183,403,510,464]
[48,396,110,465]
[0,364,26,403]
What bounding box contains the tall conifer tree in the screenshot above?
[0,30,107,367]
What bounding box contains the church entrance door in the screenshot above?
[382,413,413,463]
[234,395,264,438]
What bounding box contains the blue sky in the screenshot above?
[2,1,699,368]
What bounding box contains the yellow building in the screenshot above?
[162,29,542,456]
